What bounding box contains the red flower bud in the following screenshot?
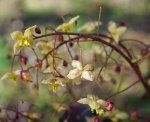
[105,101,113,111]
[94,116,101,122]
[35,59,42,70]
[119,21,125,26]
[63,60,68,67]
[58,35,64,42]
[35,26,41,34]
[20,70,32,82]
[115,64,121,73]
[74,55,79,60]
[130,110,137,120]
[19,55,28,65]
[69,42,74,47]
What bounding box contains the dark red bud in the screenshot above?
[35,59,42,70]
[20,70,32,82]
[130,110,137,120]
[74,55,79,60]
[111,78,117,85]
[19,55,28,65]
[115,64,121,73]
[69,42,74,47]
[63,60,68,67]
[94,116,101,122]
[35,26,41,34]
[58,35,64,42]
[105,101,113,111]
[119,21,125,26]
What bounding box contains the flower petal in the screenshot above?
[24,25,37,37]
[67,69,81,79]
[108,21,116,33]
[68,16,80,27]
[77,98,89,104]
[11,31,23,41]
[84,64,94,71]
[72,60,82,69]
[116,26,127,36]
[13,41,22,54]
[81,71,94,81]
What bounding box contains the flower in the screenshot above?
[67,60,94,81]
[0,70,20,83]
[56,16,79,32]
[77,94,106,116]
[108,21,126,43]
[41,77,65,92]
[11,25,37,54]
[20,70,32,82]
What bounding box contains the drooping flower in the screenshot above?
[56,16,79,32]
[67,60,94,81]
[77,94,106,116]
[0,70,20,84]
[41,77,65,92]
[11,25,37,54]
[108,21,126,43]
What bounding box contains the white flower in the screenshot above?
[108,21,126,43]
[67,60,94,81]
[78,94,106,116]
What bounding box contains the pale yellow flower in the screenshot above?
[78,94,105,116]
[11,25,37,54]
[0,70,20,83]
[56,16,79,32]
[67,60,94,81]
[108,21,126,43]
[41,77,65,92]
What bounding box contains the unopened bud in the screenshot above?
[19,55,28,65]
[35,26,41,34]
[94,116,101,122]
[20,70,32,82]
[58,35,64,42]
[105,101,113,111]
[35,59,42,70]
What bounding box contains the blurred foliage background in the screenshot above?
[0,0,150,122]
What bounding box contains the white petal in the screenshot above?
[72,60,82,69]
[11,31,23,41]
[81,71,94,81]
[108,21,117,33]
[77,98,89,104]
[116,26,127,36]
[24,25,37,37]
[69,16,80,24]
[1,73,10,81]
[67,69,81,79]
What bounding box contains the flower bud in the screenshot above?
[19,55,28,65]
[63,60,68,67]
[35,26,41,34]
[35,59,42,70]
[58,35,64,42]
[105,101,113,111]
[115,64,121,73]
[20,70,32,82]
[119,21,125,26]
[130,110,137,120]
[94,116,101,122]
[74,54,79,60]
[69,42,74,47]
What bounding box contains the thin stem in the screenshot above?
[106,80,139,100]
